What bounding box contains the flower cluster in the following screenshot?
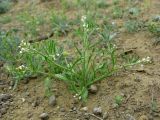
[18,40,30,54]
[16,65,27,70]
[16,65,28,74]
[81,15,89,32]
[73,93,82,100]
[49,53,60,61]
[137,56,152,63]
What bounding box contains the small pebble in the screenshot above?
[60,107,65,112]
[84,113,90,119]
[49,95,56,107]
[25,92,30,97]
[27,112,33,118]
[93,107,102,115]
[39,113,49,120]
[81,107,88,112]
[0,94,12,101]
[32,101,38,107]
[153,15,160,22]
[0,108,7,115]
[89,85,98,94]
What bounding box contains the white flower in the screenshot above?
[17,65,27,70]
[17,65,23,70]
[81,15,89,32]
[21,48,26,51]
[138,56,151,63]
[137,60,141,63]
[112,22,115,25]
[113,44,116,48]
[19,51,23,54]
[81,15,86,22]
[23,42,27,46]
[56,53,60,57]
[78,96,82,100]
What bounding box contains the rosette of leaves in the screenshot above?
[148,21,160,37]
[0,0,12,14]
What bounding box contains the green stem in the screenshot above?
[30,48,68,71]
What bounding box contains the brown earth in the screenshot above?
[0,0,160,120]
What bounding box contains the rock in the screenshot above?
[0,108,7,115]
[89,85,98,94]
[153,15,160,22]
[60,107,65,112]
[39,113,49,120]
[71,106,77,111]
[49,95,56,107]
[81,107,88,112]
[103,112,109,119]
[139,115,148,120]
[93,107,102,115]
[0,94,12,101]
[27,112,33,119]
[25,92,30,97]
[84,113,90,119]
[32,101,38,107]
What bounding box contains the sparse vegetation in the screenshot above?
[16,11,45,37]
[50,12,71,36]
[124,20,143,33]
